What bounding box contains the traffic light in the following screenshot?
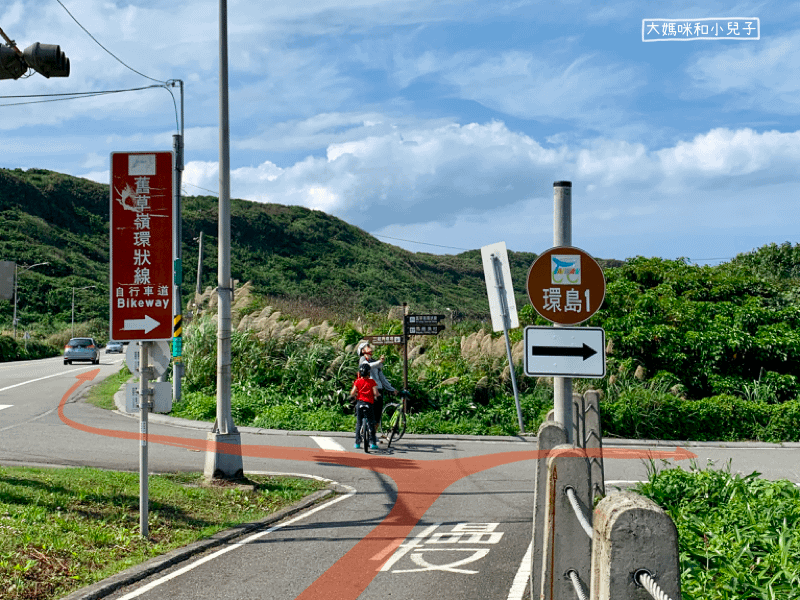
[0,42,70,79]
[0,45,26,80]
[23,43,70,78]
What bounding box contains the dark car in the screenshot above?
[64,337,99,365]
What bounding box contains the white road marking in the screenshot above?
[0,405,12,411]
[311,436,347,452]
[0,366,96,393]
[507,541,532,600]
[115,474,355,600]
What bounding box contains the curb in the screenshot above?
[61,484,343,600]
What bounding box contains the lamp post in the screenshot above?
[72,285,97,338]
[12,262,49,339]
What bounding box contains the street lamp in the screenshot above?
[72,286,97,338]
[12,262,49,339]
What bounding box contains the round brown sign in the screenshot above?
[526,246,606,325]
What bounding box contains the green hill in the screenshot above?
[1,166,603,334]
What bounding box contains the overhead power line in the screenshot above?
[0,85,165,107]
[55,0,164,84]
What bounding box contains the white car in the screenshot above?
[105,341,124,354]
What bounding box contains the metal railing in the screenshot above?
[531,391,682,600]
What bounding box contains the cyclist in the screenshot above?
[357,341,398,437]
[349,362,380,450]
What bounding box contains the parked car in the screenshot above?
[64,337,99,365]
[105,341,124,354]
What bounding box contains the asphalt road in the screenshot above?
[1,357,799,600]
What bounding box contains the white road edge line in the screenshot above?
[508,540,532,600]
[0,366,98,393]
[115,473,356,600]
[311,436,347,452]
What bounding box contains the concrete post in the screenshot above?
[553,181,573,444]
[539,444,592,600]
[531,421,567,599]
[591,492,682,600]
[583,390,605,503]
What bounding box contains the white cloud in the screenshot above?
[686,29,800,113]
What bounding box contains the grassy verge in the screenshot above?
[0,467,327,600]
[635,460,800,599]
[86,364,132,410]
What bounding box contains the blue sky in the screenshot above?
[2,0,799,263]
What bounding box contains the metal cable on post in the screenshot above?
[565,486,593,538]
[566,569,589,600]
[635,570,676,600]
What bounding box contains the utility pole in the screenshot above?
[553,181,573,444]
[169,79,185,402]
[204,0,243,480]
[195,231,204,295]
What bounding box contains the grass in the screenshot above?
[635,460,800,599]
[0,467,327,600]
[86,364,133,410]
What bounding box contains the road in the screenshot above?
[1,357,799,600]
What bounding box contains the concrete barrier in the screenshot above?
[591,492,682,600]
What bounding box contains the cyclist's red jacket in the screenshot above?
[353,376,378,404]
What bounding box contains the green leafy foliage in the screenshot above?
[636,460,800,599]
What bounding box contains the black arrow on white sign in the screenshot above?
[530,343,598,361]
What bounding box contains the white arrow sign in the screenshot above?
[524,326,606,378]
[123,315,160,334]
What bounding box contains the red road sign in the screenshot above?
[526,246,605,325]
[109,152,174,341]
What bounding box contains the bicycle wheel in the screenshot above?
[381,403,400,436]
[382,403,407,447]
[360,405,370,453]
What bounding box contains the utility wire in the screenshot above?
[180,181,471,252]
[55,0,165,84]
[0,85,167,107]
[372,234,470,251]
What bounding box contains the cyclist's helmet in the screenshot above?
[358,362,371,378]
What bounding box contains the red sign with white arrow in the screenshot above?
[109,152,174,342]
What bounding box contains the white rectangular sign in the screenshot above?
[126,382,173,413]
[524,326,606,378]
[481,241,519,332]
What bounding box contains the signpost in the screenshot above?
[524,326,606,378]
[110,151,174,342]
[526,246,605,326]
[363,335,404,346]
[110,150,173,539]
[480,241,524,433]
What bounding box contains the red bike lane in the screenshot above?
[59,370,696,600]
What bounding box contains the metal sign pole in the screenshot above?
[491,254,524,433]
[553,181,573,444]
[402,302,409,393]
[138,341,151,538]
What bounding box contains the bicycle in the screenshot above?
[356,401,375,453]
[380,390,409,448]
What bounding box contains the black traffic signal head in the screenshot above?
[0,45,27,80]
[23,43,70,78]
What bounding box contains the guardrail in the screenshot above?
[531,391,682,600]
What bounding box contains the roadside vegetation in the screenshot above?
[635,460,800,599]
[0,467,326,600]
[169,242,800,443]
